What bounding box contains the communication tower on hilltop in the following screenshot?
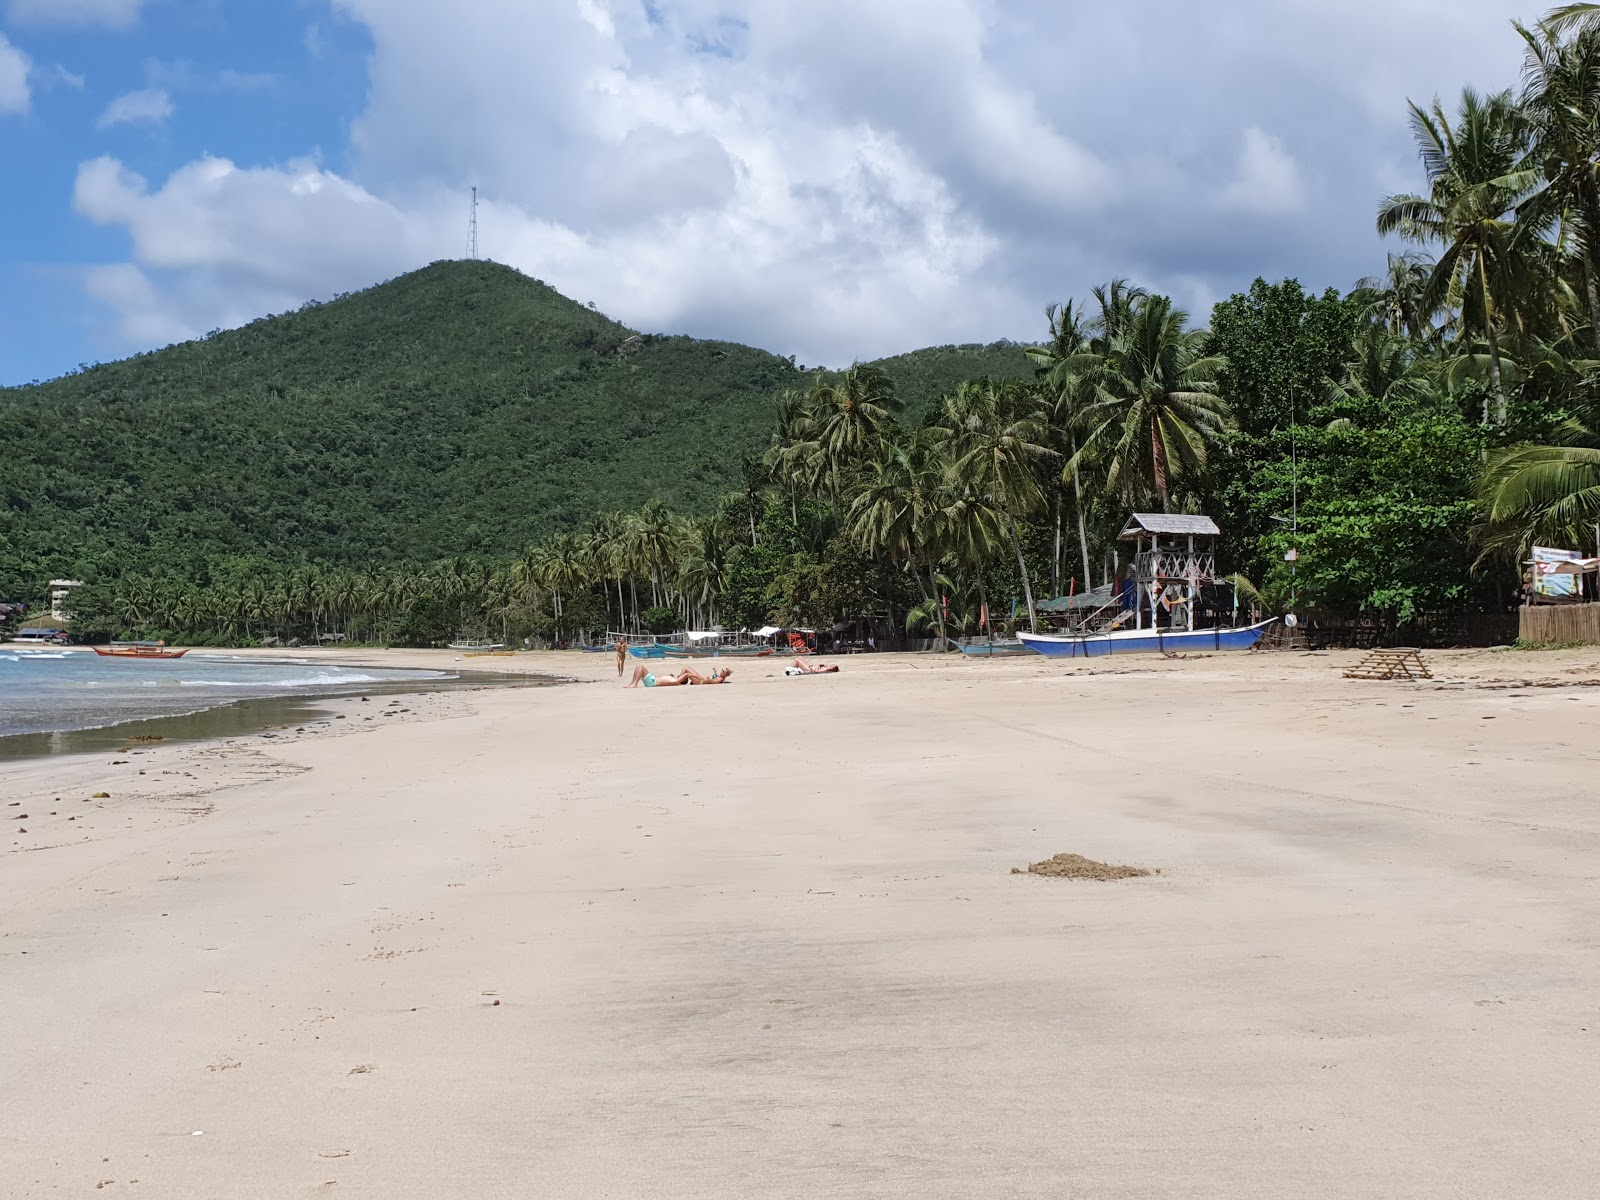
[467,186,479,260]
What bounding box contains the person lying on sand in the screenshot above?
[625,665,734,688]
[786,659,840,675]
[626,666,695,688]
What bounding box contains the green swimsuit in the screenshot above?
[643,673,657,687]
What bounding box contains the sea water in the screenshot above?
[0,650,452,738]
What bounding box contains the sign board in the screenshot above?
[1533,546,1582,598]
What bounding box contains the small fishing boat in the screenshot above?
[447,641,505,652]
[948,637,1032,658]
[464,649,516,657]
[92,641,190,659]
[628,644,669,659]
[1018,619,1277,658]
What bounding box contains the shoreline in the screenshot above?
[0,643,574,759]
[6,646,1600,1196]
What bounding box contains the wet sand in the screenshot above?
[4,646,1600,1197]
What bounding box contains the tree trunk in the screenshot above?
[927,562,947,646]
[1010,517,1038,633]
[1073,477,1092,589]
[1583,195,1600,354]
[1052,495,1062,599]
[1480,254,1508,427]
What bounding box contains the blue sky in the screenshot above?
[0,1,371,383]
[0,0,1558,387]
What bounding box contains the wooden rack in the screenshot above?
[1343,648,1433,681]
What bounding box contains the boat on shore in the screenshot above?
[1019,513,1274,660]
[1018,619,1277,658]
[92,642,190,659]
[448,641,505,652]
[947,637,1032,658]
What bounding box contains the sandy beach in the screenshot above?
[4,645,1600,1197]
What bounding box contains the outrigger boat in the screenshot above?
[1018,620,1276,658]
[1019,514,1275,660]
[92,641,190,659]
[447,641,505,652]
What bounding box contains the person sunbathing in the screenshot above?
[625,666,696,688]
[626,665,733,688]
[787,658,840,674]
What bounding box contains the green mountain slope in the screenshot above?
[0,260,1034,590]
[1,261,801,583]
[862,342,1035,417]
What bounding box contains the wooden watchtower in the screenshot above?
[1119,514,1222,633]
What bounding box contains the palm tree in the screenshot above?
[1066,293,1232,512]
[934,485,1011,637]
[1377,88,1541,424]
[1514,17,1600,347]
[1478,424,1600,558]
[805,365,903,505]
[629,501,681,612]
[1353,252,1440,341]
[766,389,823,526]
[1027,300,1097,590]
[939,380,1057,632]
[849,428,947,588]
[1545,3,1600,37]
[583,512,631,631]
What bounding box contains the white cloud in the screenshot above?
[41,63,86,91]
[70,0,1564,365]
[96,86,172,128]
[1222,128,1306,216]
[0,34,30,114]
[9,0,141,29]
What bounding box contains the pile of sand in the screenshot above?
[1013,853,1154,881]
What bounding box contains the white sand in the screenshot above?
[4,646,1600,1197]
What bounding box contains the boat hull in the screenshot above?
[951,640,1031,657]
[1018,619,1276,659]
[92,646,190,659]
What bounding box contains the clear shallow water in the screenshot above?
[0,650,453,738]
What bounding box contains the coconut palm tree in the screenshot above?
[1353,252,1441,341]
[849,428,948,590]
[1377,88,1541,424]
[1478,424,1600,558]
[805,365,903,505]
[1513,17,1600,347]
[938,380,1057,632]
[1065,293,1232,513]
[935,486,1011,637]
[1027,299,1098,590]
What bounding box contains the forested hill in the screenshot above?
[0,260,1031,587]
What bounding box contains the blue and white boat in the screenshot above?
[1020,512,1275,659]
[1018,619,1276,658]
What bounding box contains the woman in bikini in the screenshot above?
[625,665,733,688]
[789,658,840,674]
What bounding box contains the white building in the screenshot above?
[49,579,83,623]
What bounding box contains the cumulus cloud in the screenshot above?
[70,0,1559,364]
[1222,128,1306,217]
[96,86,172,128]
[9,0,141,30]
[0,34,30,114]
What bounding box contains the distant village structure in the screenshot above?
[49,579,82,623]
